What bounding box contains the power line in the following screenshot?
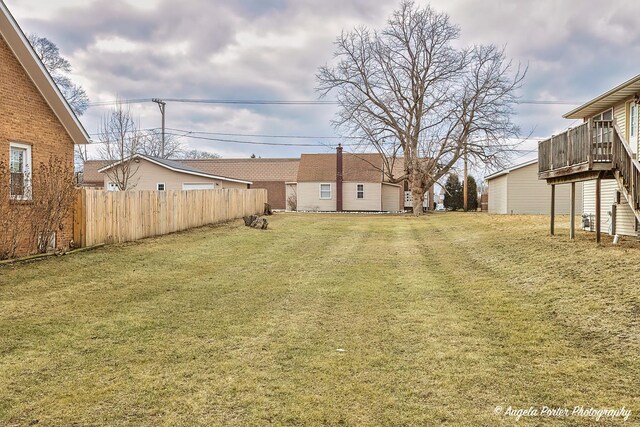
[164,132,343,147]
[165,127,354,140]
[165,131,544,150]
[86,98,585,108]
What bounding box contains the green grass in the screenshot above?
[0,213,638,426]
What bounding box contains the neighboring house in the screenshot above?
[538,73,640,241]
[96,154,252,191]
[80,159,108,188]
[83,157,299,209]
[290,146,432,212]
[486,160,583,214]
[179,158,299,209]
[0,1,90,256]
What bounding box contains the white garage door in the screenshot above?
[182,183,215,191]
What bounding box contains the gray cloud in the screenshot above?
[12,0,640,161]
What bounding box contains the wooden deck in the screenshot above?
[538,120,614,182]
[538,119,640,244]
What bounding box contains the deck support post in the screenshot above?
[595,177,601,244]
[570,182,576,240]
[550,184,556,236]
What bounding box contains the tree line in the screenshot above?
[443,174,478,211]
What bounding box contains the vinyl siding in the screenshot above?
[342,182,381,211]
[613,98,639,154]
[296,181,390,211]
[506,163,581,215]
[488,174,507,213]
[616,197,637,237]
[103,159,248,191]
[296,182,336,211]
[381,183,401,212]
[583,180,615,234]
[583,180,637,237]
[614,101,626,141]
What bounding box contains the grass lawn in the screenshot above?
[1,213,639,425]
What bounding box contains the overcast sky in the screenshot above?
[9,0,640,170]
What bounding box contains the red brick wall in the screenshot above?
[250,181,286,209]
[0,34,75,256]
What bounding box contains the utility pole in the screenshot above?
[463,147,468,211]
[152,98,166,158]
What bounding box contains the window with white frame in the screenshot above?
[356,184,364,199]
[9,142,32,200]
[592,109,613,121]
[320,183,331,199]
[157,183,166,191]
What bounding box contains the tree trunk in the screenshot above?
[410,177,425,217]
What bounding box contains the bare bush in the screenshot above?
[287,188,297,211]
[28,157,77,254]
[0,163,26,259]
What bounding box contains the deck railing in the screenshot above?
[611,124,640,212]
[538,120,613,173]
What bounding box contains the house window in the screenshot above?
[320,183,331,199]
[356,184,364,199]
[9,142,32,200]
[593,109,613,121]
[157,183,165,191]
[107,182,119,192]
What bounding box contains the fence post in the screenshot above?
[73,189,86,248]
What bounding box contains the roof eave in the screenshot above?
[563,73,640,120]
[99,154,253,185]
[485,159,538,181]
[0,0,91,145]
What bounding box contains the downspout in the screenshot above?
[336,144,343,212]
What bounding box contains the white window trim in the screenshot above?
[157,182,166,191]
[9,142,32,201]
[592,108,613,121]
[107,182,120,192]
[319,183,332,199]
[356,183,365,199]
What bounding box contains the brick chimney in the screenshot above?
[336,144,343,212]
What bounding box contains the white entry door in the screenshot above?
[182,183,215,191]
[628,102,638,154]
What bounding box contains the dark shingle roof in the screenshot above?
[297,153,384,182]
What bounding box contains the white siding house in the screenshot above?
[486,160,582,214]
[537,73,640,242]
[293,151,407,212]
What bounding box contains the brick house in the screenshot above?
[0,1,90,257]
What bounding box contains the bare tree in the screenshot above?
[98,103,142,190]
[28,34,89,117]
[180,149,221,160]
[138,130,184,159]
[317,1,524,215]
[28,34,90,171]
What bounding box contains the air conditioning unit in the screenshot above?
[582,214,595,232]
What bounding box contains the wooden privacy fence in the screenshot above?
[73,188,268,247]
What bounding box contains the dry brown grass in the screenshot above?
[0,213,638,425]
